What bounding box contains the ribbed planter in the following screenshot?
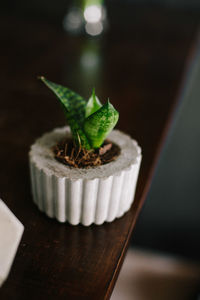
[29,126,142,226]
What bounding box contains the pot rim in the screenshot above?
[29,126,142,180]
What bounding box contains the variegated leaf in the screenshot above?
[85,88,102,118]
[84,100,119,148]
[39,76,91,149]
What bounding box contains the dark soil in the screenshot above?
[53,138,121,169]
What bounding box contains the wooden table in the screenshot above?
[0,5,199,300]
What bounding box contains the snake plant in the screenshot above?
[39,77,119,150]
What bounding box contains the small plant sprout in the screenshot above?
[39,77,119,150]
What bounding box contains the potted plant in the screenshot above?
[29,77,142,226]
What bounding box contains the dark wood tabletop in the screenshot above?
[0,4,199,300]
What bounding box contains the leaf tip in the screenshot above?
[105,98,111,109]
[92,87,96,100]
[38,75,45,81]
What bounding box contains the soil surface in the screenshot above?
[53,139,121,169]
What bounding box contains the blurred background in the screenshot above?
[1,0,200,299]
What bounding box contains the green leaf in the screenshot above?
[85,88,102,118]
[84,100,119,148]
[39,76,91,149]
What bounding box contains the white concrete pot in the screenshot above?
[29,126,142,226]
